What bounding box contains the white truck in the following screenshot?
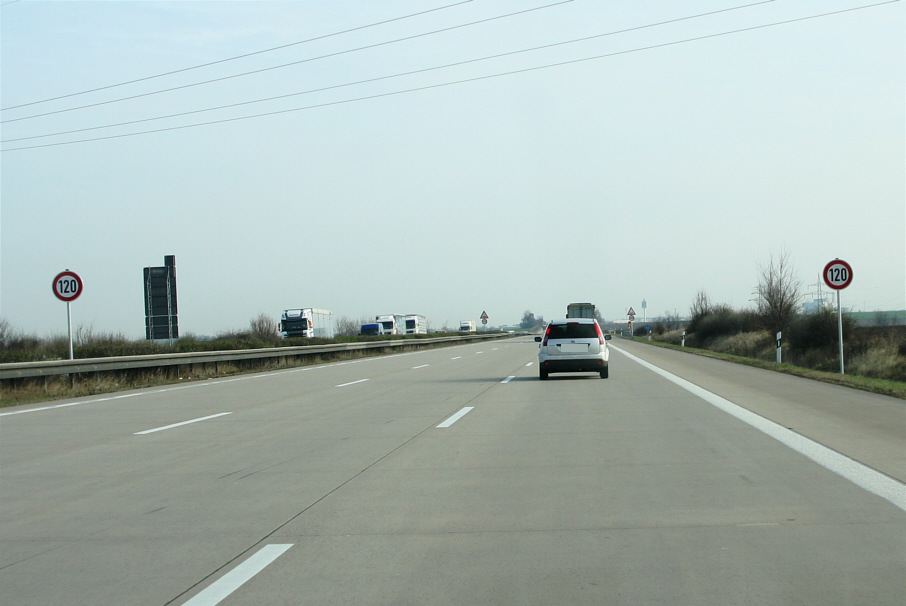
[375,314,405,335]
[403,314,427,335]
[459,320,476,332]
[280,308,334,338]
[566,302,596,319]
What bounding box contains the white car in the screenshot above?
[534,318,612,380]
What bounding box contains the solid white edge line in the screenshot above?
[0,404,56,416]
[611,345,906,512]
[0,392,143,416]
[134,412,231,435]
[182,544,293,606]
[437,407,474,428]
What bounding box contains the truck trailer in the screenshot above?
[280,308,334,338]
[459,320,476,332]
[566,302,596,319]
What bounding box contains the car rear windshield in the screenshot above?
[548,322,597,339]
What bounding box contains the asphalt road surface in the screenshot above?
[2,337,904,605]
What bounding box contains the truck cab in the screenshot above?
[403,315,427,335]
[375,315,400,335]
[360,323,381,336]
[281,308,334,338]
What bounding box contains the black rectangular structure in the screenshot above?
[144,255,178,340]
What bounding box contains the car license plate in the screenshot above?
[559,343,588,353]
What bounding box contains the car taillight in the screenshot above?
[595,322,605,345]
[541,325,552,346]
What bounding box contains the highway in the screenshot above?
[1,336,904,605]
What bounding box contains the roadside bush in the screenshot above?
[249,313,279,345]
[75,329,156,358]
[655,329,686,345]
[335,316,375,338]
[708,331,772,360]
[0,318,44,361]
[849,337,906,381]
[787,310,853,357]
[0,334,43,360]
[687,306,760,347]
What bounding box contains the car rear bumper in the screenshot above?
[538,356,607,373]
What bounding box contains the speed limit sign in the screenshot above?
[823,259,853,290]
[53,270,83,302]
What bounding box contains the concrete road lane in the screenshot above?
[249,342,904,605]
[611,339,906,483]
[1,336,903,605]
[0,340,535,605]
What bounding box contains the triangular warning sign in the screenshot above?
[627,307,636,316]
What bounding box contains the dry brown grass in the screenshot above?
[849,337,906,381]
[708,331,773,360]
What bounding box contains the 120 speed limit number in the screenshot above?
[53,270,83,302]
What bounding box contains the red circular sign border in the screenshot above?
[53,270,83,302]
[823,259,853,291]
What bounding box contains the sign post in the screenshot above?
[52,270,83,360]
[480,310,489,331]
[822,259,853,374]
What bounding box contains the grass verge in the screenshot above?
[628,337,906,400]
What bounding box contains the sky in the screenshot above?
[2,0,904,338]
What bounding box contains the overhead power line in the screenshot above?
[2,0,776,144]
[1,0,898,152]
[1,0,574,125]
[0,0,476,112]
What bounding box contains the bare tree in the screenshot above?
[756,249,802,334]
[76,323,95,346]
[335,316,364,337]
[250,313,279,344]
[688,290,713,327]
[661,310,682,331]
[0,317,14,349]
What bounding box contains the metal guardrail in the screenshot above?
[0,333,509,381]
